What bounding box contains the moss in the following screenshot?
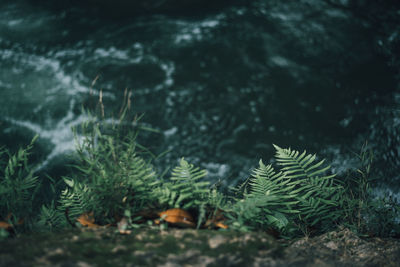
[1,227,400,266]
[0,228,278,266]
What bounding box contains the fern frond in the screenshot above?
[0,135,40,219]
[273,144,344,232]
[229,145,345,236]
[155,158,210,210]
[171,158,208,183]
[36,201,65,230]
[249,160,295,197]
[273,144,333,181]
[58,178,91,220]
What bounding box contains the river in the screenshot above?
[0,0,399,195]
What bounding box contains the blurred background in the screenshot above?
[0,0,399,195]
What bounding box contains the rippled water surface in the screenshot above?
[1,0,399,193]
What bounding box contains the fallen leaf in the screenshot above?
[214,222,228,229]
[0,221,12,231]
[204,209,229,229]
[0,213,24,232]
[156,208,196,228]
[76,212,101,228]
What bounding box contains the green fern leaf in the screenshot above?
[156,158,210,209]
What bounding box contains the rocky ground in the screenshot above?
[1,227,399,266]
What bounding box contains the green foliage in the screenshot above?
[155,158,224,228]
[206,188,227,213]
[58,115,159,225]
[274,145,344,235]
[341,142,373,234]
[2,88,397,239]
[225,197,264,232]
[155,158,209,210]
[228,145,344,237]
[227,161,297,233]
[58,178,91,223]
[1,108,398,239]
[364,196,400,237]
[0,135,40,224]
[36,201,65,231]
[342,142,400,237]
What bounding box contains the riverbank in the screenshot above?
[1,227,399,266]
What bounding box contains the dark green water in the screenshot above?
[0,0,399,194]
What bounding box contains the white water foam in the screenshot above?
[89,44,175,93]
[1,40,180,170]
[174,16,224,44]
[1,47,97,169]
[4,101,89,170]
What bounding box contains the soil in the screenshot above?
[1,227,399,266]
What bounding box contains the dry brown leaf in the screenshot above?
[156,208,196,228]
[0,221,12,231]
[76,212,101,228]
[0,213,24,232]
[204,219,228,229]
[204,209,229,229]
[214,222,228,229]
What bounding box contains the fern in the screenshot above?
[206,188,227,212]
[225,198,263,232]
[273,145,344,234]
[249,161,300,228]
[170,158,209,207]
[0,135,40,222]
[58,115,159,225]
[154,158,226,229]
[1,90,391,239]
[58,178,91,220]
[36,201,65,231]
[228,160,298,233]
[229,145,344,236]
[156,158,209,210]
[248,160,298,202]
